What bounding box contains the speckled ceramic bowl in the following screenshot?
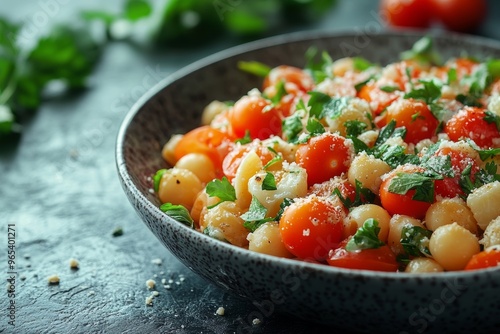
[116,31,500,333]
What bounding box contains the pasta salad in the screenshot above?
[153,37,500,273]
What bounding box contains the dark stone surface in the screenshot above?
[1,1,499,333]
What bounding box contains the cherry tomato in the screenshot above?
[433,145,480,198]
[263,65,314,92]
[358,83,399,117]
[307,177,357,213]
[279,196,345,261]
[327,239,399,272]
[295,133,353,187]
[174,125,233,175]
[263,81,304,117]
[465,248,500,271]
[380,0,432,29]
[222,143,275,182]
[445,107,500,148]
[431,0,486,32]
[386,98,439,144]
[228,95,282,140]
[379,165,434,219]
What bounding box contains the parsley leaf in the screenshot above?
[400,36,441,65]
[305,117,325,136]
[160,203,194,228]
[334,179,375,210]
[379,85,401,93]
[237,60,271,77]
[322,97,351,120]
[263,146,282,169]
[400,225,432,257]
[345,219,385,252]
[282,113,304,142]
[152,169,168,192]
[206,176,236,208]
[404,79,442,105]
[388,172,436,203]
[352,57,375,72]
[235,130,252,144]
[262,172,277,190]
[344,120,368,137]
[241,196,272,232]
[484,110,500,131]
[305,46,332,83]
[307,91,332,118]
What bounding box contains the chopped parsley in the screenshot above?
[263,146,282,169]
[387,172,436,203]
[206,177,236,208]
[282,113,304,142]
[345,219,385,252]
[241,196,272,232]
[484,110,500,131]
[305,46,333,84]
[261,172,277,190]
[400,36,441,65]
[237,60,271,77]
[400,225,432,257]
[334,179,375,210]
[159,203,194,228]
[152,169,167,192]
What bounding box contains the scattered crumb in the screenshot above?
[216,307,225,316]
[252,318,261,325]
[179,276,185,282]
[112,227,123,237]
[69,258,79,269]
[88,291,95,296]
[146,279,156,290]
[168,279,174,284]
[153,274,157,278]
[151,258,162,265]
[145,295,154,306]
[152,291,159,296]
[47,275,60,285]
[148,188,155,194]
[181,325,185,329]
[20,275,26,281]
[161,278,167,284]
[164,285,171,290]
[160,271,164,275]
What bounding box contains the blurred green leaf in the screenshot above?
[124,0,152,21]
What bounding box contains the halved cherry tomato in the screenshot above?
[358,83,399,117]
[295,133,353,187]
[228,95,282,140]
[327,239,398,272]
[465,248,500,271]
[379,165,434,219]
[174,125,233,176]
[431,0,486,33]
[433,145,481,198]
[263,65,314,92]
[386,98,439,144]
[221,142,275,182]
[279,196,345,261]
[445,107,500,148]
[307,177,357,213]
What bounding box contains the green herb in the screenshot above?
[305,117,325,136]
[477,147,500,161]
[241,196,272,232]
[400,36,441,65]
[404,79,442,105]
[487,58,500,79]
[374,119,406,146]
[262,172,277,190]
[282,113,304,142]
[344,120,368,137]
[263,146,282,169]
[203,226,227,242]
[153,169,168,192]
[206,177,236,208]
[235,130,252,145]
[159,203,194,228]
[307,91,332,118]
[334,179,375,210]
[460,161,500,196]
[275,198,293,222]
[447,67,457,84]
[237,60,272,77]
[352,57,375,72]
[388,172,436,203]
[400,225,432,257]
[379,85,400,93]
[354,75,374,92]
[322,97,351,120]
[484,110,500,131]
[456,63,492,107]
[305,46,332,83]
[112,226,124,237]
[345,219,385,252]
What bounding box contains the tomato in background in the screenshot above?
[445,107,500,148]
[431,0,487,32]
[228,95,283,140]
[327,239,399,272]
[279,196,345,261]
[379,0,432,28]
[295,133,353,187]
[263,65,315,92]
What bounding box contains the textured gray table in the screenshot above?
[1,1,499,333]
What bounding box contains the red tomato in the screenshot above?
[445,107,500,148]
[465,248,500,271]
[358,83,399,117]
[279,196,345,261]
[433,145,481,198]
[228,95,282,140]
[431,0,486,32]
[295,133,353,187]
[327,239,399,272]
[263,65,314,92]
[379,165,434,219]
[174,126,233,175]
[386,98,439,144]
[221,143,275,182]
[307,177,357,213]
[263,81,304,117]
[379,0,432,28]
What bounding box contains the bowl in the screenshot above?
[116,30,500,333]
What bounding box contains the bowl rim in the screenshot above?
[116,29,500,280]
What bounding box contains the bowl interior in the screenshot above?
[116,30,500,332]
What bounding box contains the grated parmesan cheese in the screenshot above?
[47,275,60,284]
[146,279,156,290]
[216,307,225,316]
